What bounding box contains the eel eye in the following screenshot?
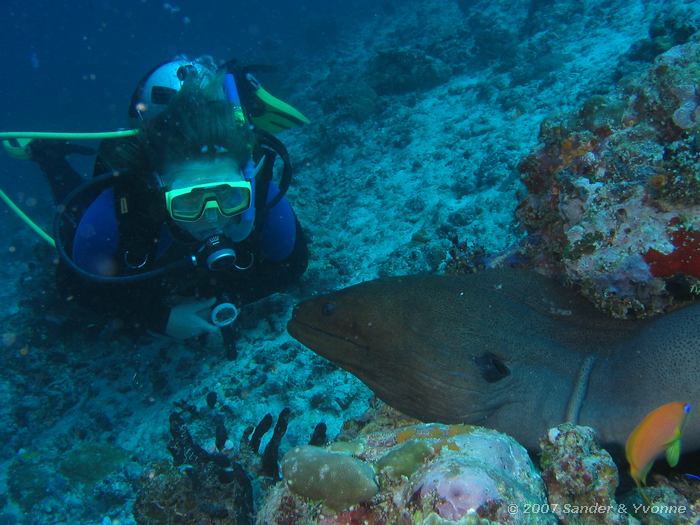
[321,302,337,316]
[474,352,510,383]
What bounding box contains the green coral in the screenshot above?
[280,445,379,511]
[376,439,435,480]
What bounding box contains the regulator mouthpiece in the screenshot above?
[199,235,237,271]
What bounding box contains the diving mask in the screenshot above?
[165,180,252,222]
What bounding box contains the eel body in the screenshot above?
[287,269,700,450]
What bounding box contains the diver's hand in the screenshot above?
[2,138,34,160]
[165,297,218,340]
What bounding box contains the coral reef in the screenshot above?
[5,2,700,523]
[133,406,330,524]
[257,423,555,524]
[539,423,700,523]
[133,460,252,525]
[516,36,700,317]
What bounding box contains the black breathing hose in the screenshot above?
[53,174,194,284]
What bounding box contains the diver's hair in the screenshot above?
[104,69,254,177]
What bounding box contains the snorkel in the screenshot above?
[223,71,257,225]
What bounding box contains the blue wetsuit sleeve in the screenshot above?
[72,189,120,275]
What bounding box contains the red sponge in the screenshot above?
[644,219,700,278]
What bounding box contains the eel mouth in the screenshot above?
[287,317,370,366]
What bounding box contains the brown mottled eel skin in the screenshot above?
[287,269,700,450]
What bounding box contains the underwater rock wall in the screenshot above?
[289,0,659,288]
[517,34,700,317]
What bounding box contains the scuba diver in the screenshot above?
[1,56,310,355]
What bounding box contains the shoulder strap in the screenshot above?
[254,130,293,210]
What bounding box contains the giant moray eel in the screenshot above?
[287,269,700,450]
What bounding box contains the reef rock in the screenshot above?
[517,35,700,318]
[540,424,625,525]
[256,423,555,524]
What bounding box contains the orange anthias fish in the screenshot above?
[625,401,692,487]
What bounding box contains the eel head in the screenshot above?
[287,274,536,428]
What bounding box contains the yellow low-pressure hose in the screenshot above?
[0,188,55,246]
[0,129,139,140]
